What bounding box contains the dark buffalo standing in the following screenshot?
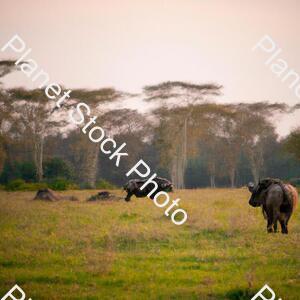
[248,178,298,234]
[123,177,173,201]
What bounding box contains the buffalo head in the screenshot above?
[248,178,277,207]
[160,181,173,192]
[247,181,266,207]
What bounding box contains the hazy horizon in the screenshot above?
[1,0,300,135]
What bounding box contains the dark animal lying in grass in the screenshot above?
[123,177,173,201]
[87,191,123,201]
[34,188,78,201]
[248,178,298,234]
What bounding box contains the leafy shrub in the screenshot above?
[44,158,74,180]
[0,184,5,190]
[22,182,48,191]
[18,161,36,182]
[0,162,21,184]
[48,177,71,191]
[5,179,26,191]
[67,183,80,190]
[79,182,93,189]
[96,179,118,190]
[5,179,48,191]
[0,161,36,183]
[226,288,255,300]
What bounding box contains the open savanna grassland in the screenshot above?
[0,189,299,300]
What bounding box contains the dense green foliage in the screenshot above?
[96,179,118,190]
[284,128,300,160]
[44,158,74,180]
[4,178,78,191]
[5,179,47,191]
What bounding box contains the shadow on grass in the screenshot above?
[225,288,256,300]
[119,212,139,221]
[16,275,75,285]
[115,236,171,251]
[191,228,238,242]
[0,261,26,268]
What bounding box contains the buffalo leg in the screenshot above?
[279,211,292,234]
[267,219,273,233]
[285,214,292,234]
[125,192,133,202]
[268,207,280,233]
[273,210,280,232]
[273,219,278,232]
[266,210,274,233]
[279,219,288,234]
[281,213,291,234]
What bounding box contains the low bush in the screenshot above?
[44,158,74,180]
[22,182,48,191]
[67,183,80,190]
[96,179,118,190]
[79,182,93,189]
[5,179,48,191]
[3,178,106,191]
[5,179,26,191]
[0,161,36,184]
[48,177,71,191]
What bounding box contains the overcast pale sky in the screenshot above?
[0,0,300,135]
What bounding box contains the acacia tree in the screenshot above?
[188,102,285,187]
[2,87,124,184]
[144,81,222,188]
[65,88,125,187]
[0,60,18,174]
[65,108,149,187]
[0,60,16,79]
[0,135,6,174]
[153,106,190,188]
[100,108,151,183]
[3,88,68,181]
[235,103,286,184]
[284,128,300,160]
[219,115,241,187]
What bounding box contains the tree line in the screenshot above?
[0,60,299,189]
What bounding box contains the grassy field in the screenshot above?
[0,189,299,299]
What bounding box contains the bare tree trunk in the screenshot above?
[177,156,184,189]
[251,164,259,185]
[210,174,215,188]
[171,159,177,188]
[34,135,44,182]
[229,168,235,188]
[0,136,6,174]
[81,143,99,188]
[209,162,216,188]
[181,117,188,189]
[171,156,179,188]
[170,153,185,189]
[248,150,263,184]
